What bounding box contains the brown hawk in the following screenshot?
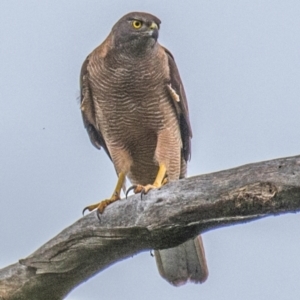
[80,12,208,286]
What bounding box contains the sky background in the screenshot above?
[1,1,300,299]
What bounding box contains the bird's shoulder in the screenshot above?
[81,34,113,75]
[92,34,113,59]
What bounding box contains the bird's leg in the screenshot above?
[83,172,126,215]
[126,164,167,197]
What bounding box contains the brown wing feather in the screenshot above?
[163,47,192,161]
[80,55,112,160]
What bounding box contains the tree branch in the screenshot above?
[1,155,300,299]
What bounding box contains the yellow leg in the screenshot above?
[126,164,167,196]
[83,172,126,215]
[152,164,167,188]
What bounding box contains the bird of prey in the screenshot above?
[80,11,208,286]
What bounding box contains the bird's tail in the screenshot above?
[154,235,208,286]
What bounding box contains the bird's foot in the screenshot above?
[82,172,125,218]
[162,177,168,186]
[126,164,167,199]
[126,183,161,199]
[82,193,121,217]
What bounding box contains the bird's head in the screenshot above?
[111,12,161,54]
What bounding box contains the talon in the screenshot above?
[141,184,156,196]
[82,172,125,215]
[128,164,167,199]
[128,184,157,199]
[82,203,100,215]
[126,185,137,198]
[82,207,89,216]
[96,209,102,221]
[82,195,120,216]
[97,200,111,214]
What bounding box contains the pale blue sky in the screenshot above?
[1,1,300,299]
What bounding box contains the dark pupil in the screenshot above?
[135,21,140,27]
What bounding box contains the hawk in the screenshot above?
[80,12,208,286]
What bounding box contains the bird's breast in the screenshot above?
[92,58,169,139]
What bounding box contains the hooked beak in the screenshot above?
[149,22,158,30]
[149,22,159,41]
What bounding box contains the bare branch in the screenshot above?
[1,155,300,299]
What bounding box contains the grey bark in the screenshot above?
[1,155,300,299]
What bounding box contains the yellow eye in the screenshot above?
[132,20,142,29]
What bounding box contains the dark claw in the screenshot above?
[141,189,146,199]
[82,207,89,216]
[126,185,137,198]
[96,209,102,221]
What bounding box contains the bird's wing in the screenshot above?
[80,55,112,160]
[163,47,192,161]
